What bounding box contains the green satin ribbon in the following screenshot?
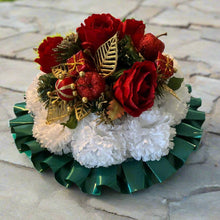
[9,86,205,195]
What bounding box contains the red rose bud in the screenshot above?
[35,36,63,73]
[156,52,174,80]
[67,50,94,77]
[120,19,145,49]
[76,13,122,52]
[55,77,75,101]
[76,72,105,101]
[113,61,157,117]
[138,33,165,61]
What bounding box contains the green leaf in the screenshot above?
[122,17,126,22]
[118,35,143,68]
[110,69,125,81]
[167,77,184,91]
[61,113,77,129]
[37,73,57,107]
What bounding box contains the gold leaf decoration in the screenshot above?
[74,101,91,121]
[46,97,70,124]
[163,84,180,101]
[107,99,125,121]
[95,33,118,78]
[52,63,69,79]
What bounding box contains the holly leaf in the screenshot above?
[107,99,125,121]
[167,77,184,91]
[61,112,77,129]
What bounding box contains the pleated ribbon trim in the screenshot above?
[9,85,205,195]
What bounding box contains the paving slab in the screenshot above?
[150,4,220,28]
[0,27,19,40]
[207,98,220,134]
[171,40,220,73]
[15,0,139,19]
[4,5,88,35]
[189,76,220,113]
[188,0,220,14]
[169,191,220,220]
[0,58,38,92]
[0,33,45,58]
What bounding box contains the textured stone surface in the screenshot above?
[141,0,185,8]
[0,58,38,91]
[189,76,220,113]
[171,40,220,73]
[0,33,45,58]
[1,0,220,219]
[0,27,19,40]
[87,193,168,220]
[150,5,220,28]
[207,98,220,134]
[146,25,201,54]
[176,60,211,80]
[129,6,163,22]
[188,0,220,13]
[0,162,129,220]
[15,0,139,18]
[169,192,220,220]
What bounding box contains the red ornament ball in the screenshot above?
[55,77,75,101]
[76,72,105,101]
[138,33,165,61]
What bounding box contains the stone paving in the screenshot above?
[0,0,220,219]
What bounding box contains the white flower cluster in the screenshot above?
[26,61,190,168]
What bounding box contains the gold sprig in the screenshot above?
[162,84,180,101]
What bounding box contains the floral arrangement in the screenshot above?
[9,14,205,195]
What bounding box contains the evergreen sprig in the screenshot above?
[53,33,81,62]
[37,73,57,107]
[118,35,143,68]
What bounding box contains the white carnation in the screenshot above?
[26,58,190,168]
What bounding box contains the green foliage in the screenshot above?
[109,69,126,81]
[37,73,57,107]
[118,35,143,68]
[61,112,78,129]
[167,77,184,91]
[53,33,81,62]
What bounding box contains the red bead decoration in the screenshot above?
[55,77,75,101]
[76,72,105,101]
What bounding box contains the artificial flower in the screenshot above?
[35,36,63,73]
[113,61,157,117]
[77,13,121,52]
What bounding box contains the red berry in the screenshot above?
[138,33,165,61]
[76,72,105,101]
[55,77,75,101]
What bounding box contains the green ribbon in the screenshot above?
[9,86,205,195]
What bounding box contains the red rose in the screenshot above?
[113,61,157,117]
[35,36,63,73]
[120,19,145,49]
[77,13,122,52]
